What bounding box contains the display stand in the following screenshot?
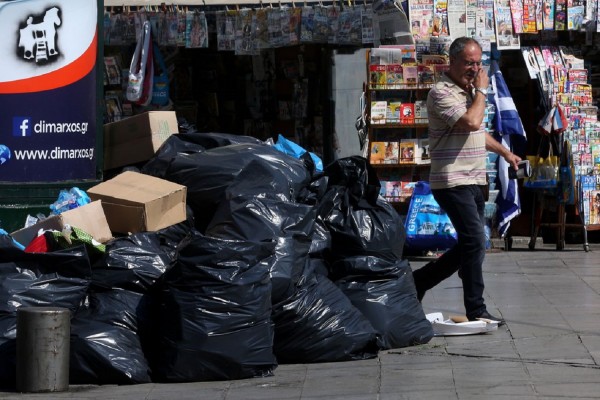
[527,188,589,251]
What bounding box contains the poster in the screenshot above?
[0,0,98,183]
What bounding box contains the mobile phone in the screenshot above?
[508,160,531,179]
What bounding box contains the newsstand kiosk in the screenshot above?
[0,0,104,232]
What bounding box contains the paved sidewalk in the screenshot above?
[1,243,599,399]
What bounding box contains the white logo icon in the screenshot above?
[18,7,61,63]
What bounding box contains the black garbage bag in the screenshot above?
[142,142,311,232]
[206,194,320,303]
[0,244,91,387]
[70,289,152,384]
[317,186,406,271]
[334,257,434,349]
[142,132,266,179]
[324,156,382,206]
[91,220,194,293]
[150,233,277,382]
[272,264,380,364]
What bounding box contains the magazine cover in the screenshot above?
[338,7,362,45]
[432,0,450,36]
[370,141,387,164]
[414,100,429,123]
[522,0,537,32]
[386,181,403,200]
[371,101,388,124]
[447,0,467,38]
[370,64,387,88]
[403,65,418,85]
[386,64,404,88]
[289,7,302,46]
[554,0,567,29]
[216,11,236,51]
[417,138,431,164]
[387,101,403,122]
[235,9,257,55]
[254,8,270,49]
[567,4,585,30]
[418,64,435,85]
[326,5,340,44]
[466,0,478,37]
[400,103,416,124]
[410,0,435,40]
[104,56,121,86]
[384,142,400,164]
[494,0,520,49]
[509,0,524,33]
[300,6,315,43]
[542,0,555,29]
[361,7,375,44]
[400,139,416,163]
[313,5,329,43]
[521,47,541,79]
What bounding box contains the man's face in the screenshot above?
[448,43,482,89]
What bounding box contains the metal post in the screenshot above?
[16,307,70,393]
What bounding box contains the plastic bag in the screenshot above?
[126,21,153,105]
[272,264,379,363]
[335,256,434,349]
[404,181,457,254]
[150,233,277,382]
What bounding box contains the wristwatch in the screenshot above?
[473,87,488,97]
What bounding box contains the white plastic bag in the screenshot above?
[126,21,153,105]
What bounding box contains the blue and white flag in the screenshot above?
[490,61,527,238]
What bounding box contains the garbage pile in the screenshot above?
[0,131,433,386]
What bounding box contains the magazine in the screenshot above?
[409,0,435,40]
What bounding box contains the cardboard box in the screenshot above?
[11,200,113,247]
[103,111,179,170]
[87,171,187,234]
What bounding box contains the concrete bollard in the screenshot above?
[16,307,71,393]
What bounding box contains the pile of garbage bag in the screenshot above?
[0,132,433,387]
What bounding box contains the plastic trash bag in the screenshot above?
[272,263,379,363]
[150,233,277,382]
[142,142,311,232]
[334,256,434,349]
[0,242,91,387]
[70,289,152,384]
[273,133,324,173]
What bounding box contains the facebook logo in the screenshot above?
[13,117,31,137]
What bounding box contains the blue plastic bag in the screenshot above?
[404,181,457,254]
[273,134,323,172]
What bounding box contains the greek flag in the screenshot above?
[490,61,527,238]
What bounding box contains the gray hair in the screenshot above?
[449,37,482,60]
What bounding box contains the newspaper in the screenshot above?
[447,0,467,38]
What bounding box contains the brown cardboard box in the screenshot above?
[11,200,113,247]
[103,111,179,170]
[87,171,187,234]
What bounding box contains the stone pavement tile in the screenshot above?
[580,334,600,365]
[513,334,596,365]
[500,306,573,338]
[380,365,455,392]
[298,360,381,398]
[443,338,518,361]
[223,370,305,400]
[555,305,600,332]
[380,388,459,400]
[582,276,600,291]
[526,363,600,398]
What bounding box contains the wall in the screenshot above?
[332,48,367,160]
